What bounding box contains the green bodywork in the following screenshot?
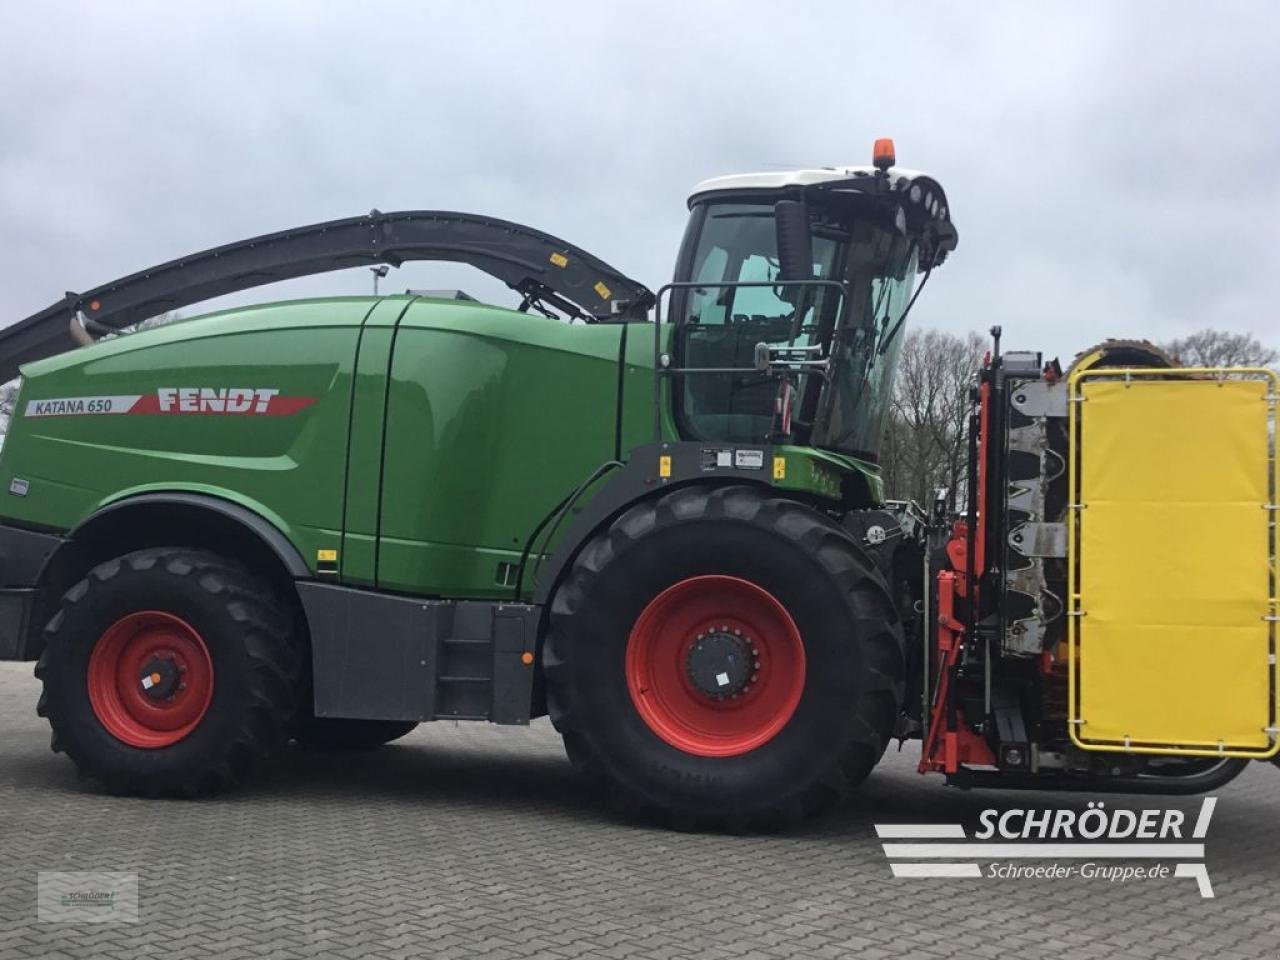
[0,294,881,599]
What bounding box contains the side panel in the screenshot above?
[303,582,441,721]
[375,300,625,597]
[300,581,539,724]
[1068,371,1278,758]
[0,302,370,573]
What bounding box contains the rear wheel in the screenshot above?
[295,717,419,751]
[544,485,904,830]
[35,548,300,796]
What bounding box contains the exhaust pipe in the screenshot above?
[69,310,116,348]
[68,312,94,347]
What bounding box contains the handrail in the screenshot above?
[649,278,847,441]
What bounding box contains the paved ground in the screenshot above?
[1,661,1278,960]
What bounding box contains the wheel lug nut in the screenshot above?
[178,682,187,691]
[733,629,741,636]
[177,665,187,674]
[751,649,759,656]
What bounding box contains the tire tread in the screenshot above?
[544,485,904,830]
[36,547,300,796]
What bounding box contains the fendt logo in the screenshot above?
[156,387,279,414]
[25,388,316,418]
[877,797,1219,898]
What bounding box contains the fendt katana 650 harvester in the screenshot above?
[0,141,1275,829]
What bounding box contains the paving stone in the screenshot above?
[2,662,1277,959]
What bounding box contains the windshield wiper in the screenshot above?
[875,264,932,357]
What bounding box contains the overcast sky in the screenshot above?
[1,1,1276,363]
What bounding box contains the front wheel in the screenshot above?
[544,485,904,830]
[35,548,300,796]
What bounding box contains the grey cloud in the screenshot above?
[1,0,1277,364]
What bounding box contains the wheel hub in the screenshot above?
[138,656,183,701]
[684,630,758,699]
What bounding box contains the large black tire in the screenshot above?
[35,548,300,796]
[544,485,904,830]
[295,717,419,751]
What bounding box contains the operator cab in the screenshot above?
[669,140,957,463]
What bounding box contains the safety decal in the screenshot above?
[24,388,318,418]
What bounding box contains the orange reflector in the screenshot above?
[520,652,534,665]
[89,299,101,311]
[873,138,895,170]
[150,672,162,684]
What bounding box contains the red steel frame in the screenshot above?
[919,378,997,774]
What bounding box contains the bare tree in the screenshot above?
[881,328,985,509]
[0,379,18,427]
[1160,329,1278,369]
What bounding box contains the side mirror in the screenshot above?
[774,200,814,283]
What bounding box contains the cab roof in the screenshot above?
[688,163,957,269]
[690,165,932,202]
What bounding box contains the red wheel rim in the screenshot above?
[625,575,805,757]
[87,611,214,748]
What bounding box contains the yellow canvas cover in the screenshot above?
[1067,369,1278,757]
